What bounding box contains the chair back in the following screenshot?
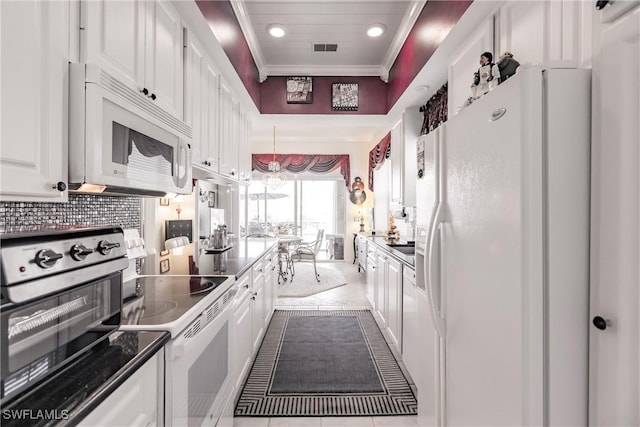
[312,229,324,255]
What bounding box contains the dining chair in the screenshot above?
[290,229,324,282]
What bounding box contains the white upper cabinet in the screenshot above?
[184,30,205,166]
[81,0,184,119]
[219,80,239,179]
[238,109,252,183]
[185,29,220,172]
[144,1,184,118]
[389,109,420,207]
[390,119,404,204]
[0,0,69,202]
[202,61,221,172]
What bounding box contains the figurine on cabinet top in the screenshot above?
[471,51,500,99]
[497,51,520,82]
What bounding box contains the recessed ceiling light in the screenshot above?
[267,24,286,38]
[367,23,386,38]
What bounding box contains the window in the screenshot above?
[242,176,344,248]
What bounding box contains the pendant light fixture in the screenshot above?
[262,126,287,189]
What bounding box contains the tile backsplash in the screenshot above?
[0,194,141,232]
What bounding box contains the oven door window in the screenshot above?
[1,273,120,398]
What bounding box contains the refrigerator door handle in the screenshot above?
[427,201,446,337]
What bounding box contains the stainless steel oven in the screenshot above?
[0,227,128,405]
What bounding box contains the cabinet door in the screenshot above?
[145,0,183,119]
[390,120,404,204]
[386,257,402,353]
[218,81,239,179]
[376,254,388,326]
[81,0,145,93]
[366,258,377,308]
[263,250,277,324]
[402,267,418,375]
[184,32,205,166]
[233,290,252,391]
[202,61,220,171]
[590,7,640,426]
[252,263,266,351]
[238,109,252,182]
[1,0,69,202]
[78,352,160,427]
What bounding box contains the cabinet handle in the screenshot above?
[230,170,235,176]
[592,316,610,330]
[51,181,66,192]
[141,88,149,95]
[150,93,157,100]
[243,283,249,289]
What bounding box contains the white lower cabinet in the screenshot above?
[375,253,388,327]
[232,272,252,392]
[402,267,419,377]
[386,257,403,353]
[78,352,161,427]
[251,260,267,352]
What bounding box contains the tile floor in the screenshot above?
[233,262,418,427]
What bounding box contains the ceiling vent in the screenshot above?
[313,43,338,52]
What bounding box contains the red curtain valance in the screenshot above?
[252,154,351,189]
[368,132,391,191]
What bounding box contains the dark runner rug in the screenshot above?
[234,309,417,417]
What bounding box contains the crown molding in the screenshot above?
[382,0,427,73]
[230,1,268,82]
[263,64,388,79]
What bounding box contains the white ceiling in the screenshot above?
[232,0,423,81]
[210,1,496,146]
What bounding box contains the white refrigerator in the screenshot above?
[414,66,591,426]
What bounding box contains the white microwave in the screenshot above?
[69,63,192,196]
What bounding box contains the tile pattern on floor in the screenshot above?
[233,262,418,427]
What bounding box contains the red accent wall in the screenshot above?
[387,0,473,109]
[196,0,261,108]
[260,76,387,115]
[196,0,472,114]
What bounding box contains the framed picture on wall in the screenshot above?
[286,76,313,104]
[160,259,170,274]
[208,191,216,208]
[332,83,358,111]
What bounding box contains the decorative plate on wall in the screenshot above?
[332,83,358,111]
[286,77,313,104]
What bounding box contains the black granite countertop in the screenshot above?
[142,237,279,279]
[1,330,169,427]
[364,235,415,268]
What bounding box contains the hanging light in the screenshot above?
[262,126,287,189]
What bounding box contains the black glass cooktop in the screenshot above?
[121,275,229,327]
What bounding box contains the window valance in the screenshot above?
[368,132,391,191]
[252,154,351,189]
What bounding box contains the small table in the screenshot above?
[277,235,301,283]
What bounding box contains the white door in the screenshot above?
[387,257,402,353]
[184,32,205,166]
[81,0,145,94]
[145,0,183,119]
[0,0,69,202]
[442,77,527,426]
[589,7,640,425]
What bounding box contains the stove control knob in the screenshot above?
[97,240,121,255]
[35,249,64,268]
[70,244,94,261]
